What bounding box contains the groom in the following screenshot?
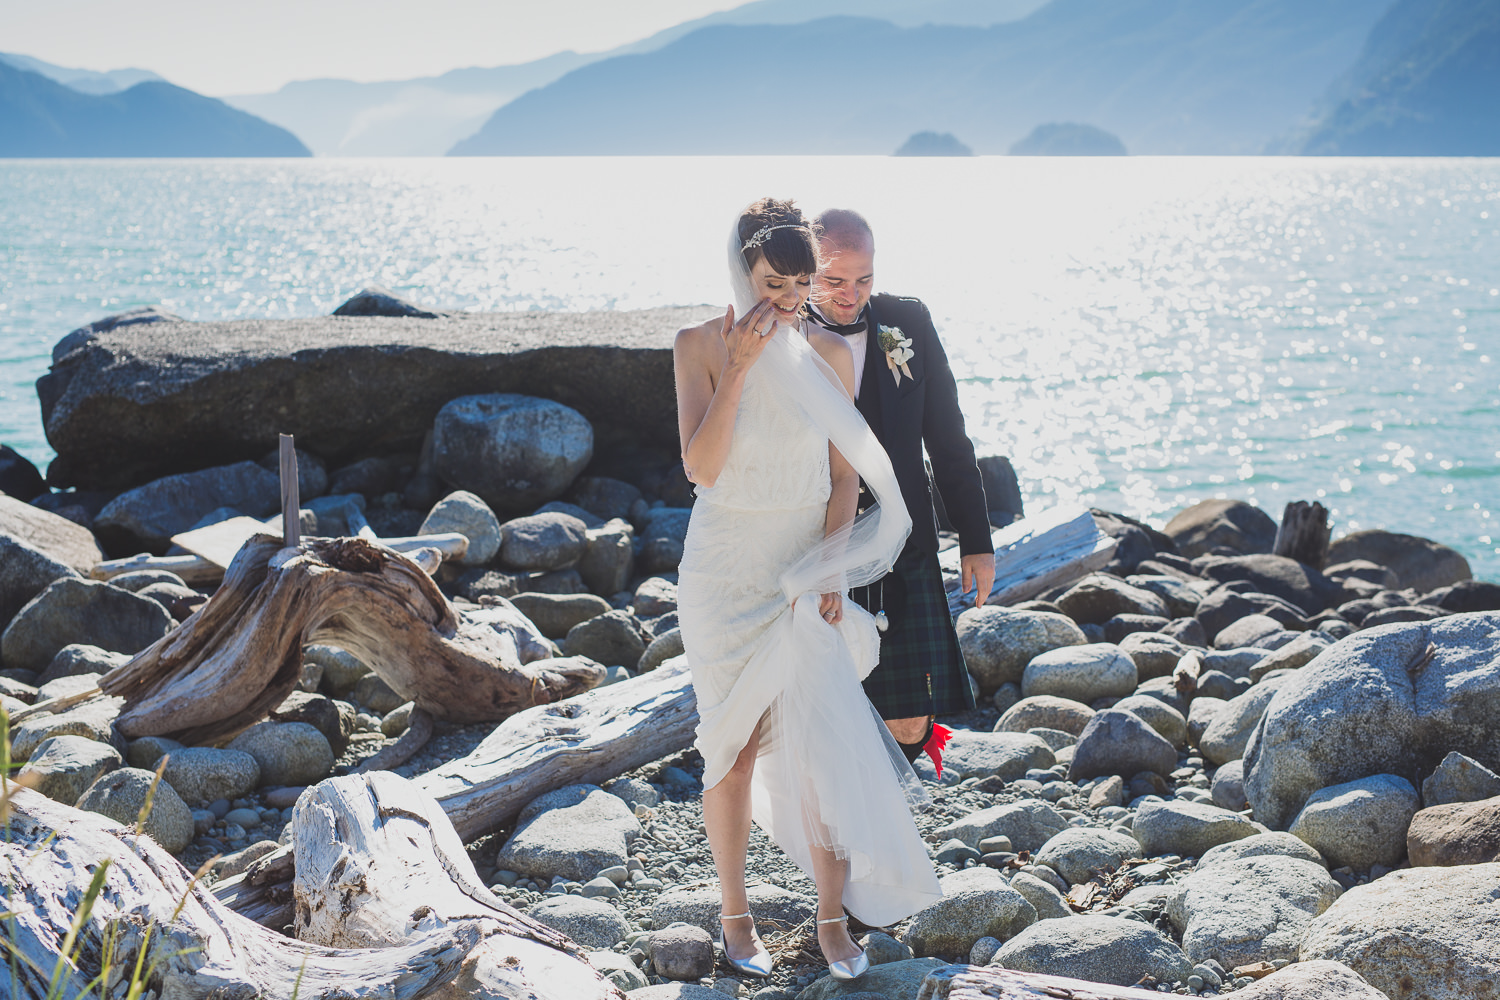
[810,209,995,766]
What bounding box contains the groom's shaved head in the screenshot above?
[815,209,874,253]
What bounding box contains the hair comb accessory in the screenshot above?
[741,223,805,251]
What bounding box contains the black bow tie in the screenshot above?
[809,304,868,337]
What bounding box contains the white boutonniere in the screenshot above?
[877,324,914,385]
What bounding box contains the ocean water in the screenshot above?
[2,157,1497,578]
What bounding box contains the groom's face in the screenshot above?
[814,239,874,326]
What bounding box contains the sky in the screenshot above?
[0,0,745,95]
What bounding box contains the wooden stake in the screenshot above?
[279,433,300,548]
[1273,500,1330,569]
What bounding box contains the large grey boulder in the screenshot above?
[76,766,195,854]
[1287,774,1419,869]
[509,593,611,640]
[1167,856,1342,968]
[1,578,173,674]
[418,490,501,565]
[1054,574,1169,625]
[1248,631,1332,682]
[646,923,714,980]
[994,695,1094,736]
[498,783,642,882]
[1200,671,1295,766]
[991,914,1192,987]
[1300,862,1500,1000]
[16,734,122,806]
[431,394,593,514]
[1423,750,1500,807]
[1111,694,1188,748]
[1021,642,1137,702]
[0,495,103,571]
[1163,499,1277,559]
[1243,613,1500,830]
[499,511,589,571]
[578,518,634,596]
[1326,529,1472,594]
[226,721,334,787]
[955,608,1086,694]
[935,799,1069,853]
[1197,831,1325,870]
[95,461,280,551]
[1235,960,1390,1000]
[159,747,262,806]
[1069,709,1177,781]
[903,882,1036,957]
[649,883,814,937]
[638,508,691,575]
[38,307,697,491]
[1133,799,1260,858]
[1197,554,1344,616]
[526,895,631,950]
[562,610,647,668]
[798,958,948,1000]
[10,696,124,761]
[939,730,1054,781]
[0,535,80,632]
[1034,827,1141,884]
[1007,871,1071,920]
[1117,630,1191,679]
[38,643,130,685]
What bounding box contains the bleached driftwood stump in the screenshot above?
[2,779,622,1000]
[95,534,602,746]
[918,964,1171,999]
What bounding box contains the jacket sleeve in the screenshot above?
[912,301,993,556]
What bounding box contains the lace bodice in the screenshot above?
[695,339,832,511]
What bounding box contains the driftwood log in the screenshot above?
[96,534,602,745]
[919,964,1170,999]
[1273,500,1330,570]
[416,655,698,841]
[942,505,1117,614]
[1,781,621,1000]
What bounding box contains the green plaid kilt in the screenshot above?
[851,547,976,719]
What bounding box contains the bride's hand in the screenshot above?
[720,299,776,373]
[818,592,843,625]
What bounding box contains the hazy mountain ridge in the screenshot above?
[0,51,165,95]
[220,0,1047,156]
[1293,0,1500,155]
[451,0,1392,156]
[0,61,310,157]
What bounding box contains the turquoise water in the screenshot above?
[2,157,1497,578]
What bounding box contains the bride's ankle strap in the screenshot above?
[721,911,753,921]
[815,915,848,926]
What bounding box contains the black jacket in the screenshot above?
[855,293,991,557]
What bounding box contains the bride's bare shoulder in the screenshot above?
[806,326,853,364]
[675,314,727,356]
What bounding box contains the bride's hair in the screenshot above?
[737,197,821,277]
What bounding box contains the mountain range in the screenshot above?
[452,0,1392,156]
[0,58,309,157]
[220,0,1047,156]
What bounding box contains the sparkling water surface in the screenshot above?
[2,157,1496,577]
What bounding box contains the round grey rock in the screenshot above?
[306,644,370,698]
[1167,855,1342,968]
[499,511,589,571]
[226,721,334,787]
[1034,827,1142,885]
[955,608,1087,694]
[1199,672,1294,766]
[992,913,1192,987]
[562,610,647,668]
[903,883,1037,957]
[650,883,814,937]
[935,799,1069,853]
[1007,870,1071,920]
[16,734,122,806]
[36,643,129,685]
[649,923,715,980]
[11,696,124,761]
[1197,831,1325,870]
[1210,758,1249,811]
[2,578,173,674]
[994,695,1095,737]
[498,783,642,882]
[1133,799,1260,858]
[1288,773,1419,869]
[1111,694,1188,749]
[1117,630,1191,680]
[76,766,194,853]
[1069,709,1177,781]
[510,592,611,639]
[527,894,630,949]
[637,627,684,673]
[431,394,593,513]
[1054,574,1170,625]
[420,490,501,566]
[1022,643,1137,703]
[159,746,261,806]
[940,730,1054,782]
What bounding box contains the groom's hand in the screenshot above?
[961,553,996,608]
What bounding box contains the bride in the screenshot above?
[673,198,941,982]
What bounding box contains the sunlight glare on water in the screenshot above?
[1,156,1496,575]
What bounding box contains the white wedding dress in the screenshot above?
[678,290,941,925]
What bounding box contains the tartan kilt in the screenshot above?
[851,546,976,719]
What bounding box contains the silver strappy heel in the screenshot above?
[718,911,773,978]
[816,915,869,981]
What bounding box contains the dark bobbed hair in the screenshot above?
[738,197,821,277]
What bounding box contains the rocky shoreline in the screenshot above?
[4,296,1500,1000]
